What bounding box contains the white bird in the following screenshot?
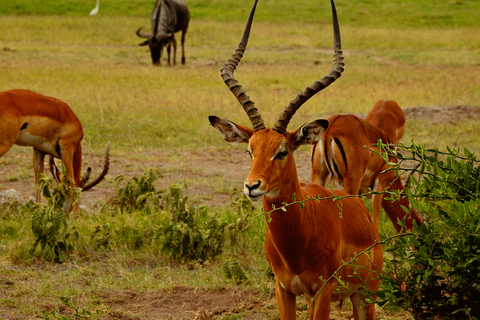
[89,0,99,16]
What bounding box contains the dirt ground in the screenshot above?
[0,105,479,320]
[2,105,478,211]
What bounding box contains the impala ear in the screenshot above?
[209,116,253,144]
[293,119,329,149]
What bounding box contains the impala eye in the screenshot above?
[274,151,288,160]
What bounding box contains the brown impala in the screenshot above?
[0,89,109,209]
[209,0,383,319]
[311,100,422,233]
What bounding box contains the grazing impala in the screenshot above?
[311,102,422,233]
[365,100,405,144]
[0,89,109,206]
[209,0,383,319]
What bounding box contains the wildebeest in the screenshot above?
[136,0,190,65]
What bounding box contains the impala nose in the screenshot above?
[244,180,264,202]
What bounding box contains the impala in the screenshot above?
[311,102,422,233]
[209,1,383,319]
[365,100,405,144]
[0,89,109,208]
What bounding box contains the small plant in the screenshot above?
[30,175,80,263]
[39,297,103,320]
[158,184,228,262]
[113,169,163,213]
[157,185,258,263]
[223,259,248,283]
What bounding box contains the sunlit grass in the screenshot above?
[1,17,478,153]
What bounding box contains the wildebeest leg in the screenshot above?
[172,36,177,65]
[167,43,172,65]
[181,30,186,64]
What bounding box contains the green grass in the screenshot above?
[2,0,479,27]
[0,13,478,152]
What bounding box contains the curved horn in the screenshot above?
[273,0,344,134]
[49,156,61,183]
[136,27,152,39]
[220,0,265,132]
[82,142,110,192]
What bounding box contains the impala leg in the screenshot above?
[380,173,422,232]
[350,292,375,320]
[33,149,46,202]
[309,281,333,320]
[59,145,81,214]
[276,279,296,319]
[370,177,386,231]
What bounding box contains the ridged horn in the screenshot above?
[82,142,110,192]
[220,0,265,131]
[272,0,344,134]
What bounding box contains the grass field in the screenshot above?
[0,0,479,319]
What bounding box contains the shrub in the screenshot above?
[157,185,258,263]
[157,184,227,262]
[112,169,163,213]
[30,175,80,263]
[378,143,480,319]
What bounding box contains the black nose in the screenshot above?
[245,180,261,192]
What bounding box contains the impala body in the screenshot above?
[210,0,383,318]
[136,0,190,65]
[311,103,422,232]
[0,89,109,207]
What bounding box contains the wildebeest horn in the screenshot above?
[220,0,265,132]
[136,27,152,39]
[272,0,344,134]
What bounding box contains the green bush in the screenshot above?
[156,185,259,263]
[157,184,227,262]
[112,169,163,213]
[378,143,480,319]
[30,176,80,263]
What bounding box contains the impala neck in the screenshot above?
[261,154,312,262]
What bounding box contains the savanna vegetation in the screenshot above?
[0,0,479,319]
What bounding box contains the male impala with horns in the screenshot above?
[209,0,383,319]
